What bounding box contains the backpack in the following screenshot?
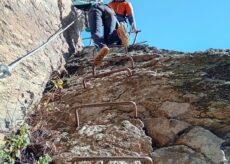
[72,0,100,11]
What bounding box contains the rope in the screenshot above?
[0,21,75,79]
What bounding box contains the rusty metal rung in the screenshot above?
[109,44,127,48]
[112,56,134,69]
[69,156,153,164]
[92,55,134,75]
[74,101,138,128]
[83,67,132,88]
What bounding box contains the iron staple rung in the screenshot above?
[75,101,138,128]
[92,56,134,75]
[83,67,132,88]
[69,156,153,164]
[88,67,132,79]
[111,55,135,69]
[108,44,128,48]
[75,101,137,109]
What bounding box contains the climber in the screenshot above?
[72,0,130,67]
[108,0,137,33]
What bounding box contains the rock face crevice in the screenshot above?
[0,0,83,131]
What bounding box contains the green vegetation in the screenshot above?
[38,154,52,164]
[0,124,30,163]
[0,124,52,164]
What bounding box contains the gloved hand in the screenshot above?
[131,23,138,33]
[85,27,91,32]
[131,28,138,33]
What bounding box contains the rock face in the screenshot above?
[145,118,190,146]
[176,126,225,163]
[55,119,153,162]
[153,145,211,164]
[28,45,230,163]
[3,1,229,163]
[158,101,190,118]
[0,0,83,131]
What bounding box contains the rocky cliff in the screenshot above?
[0,0,83,132]
[0,1,229,163]
[28,45,230,163]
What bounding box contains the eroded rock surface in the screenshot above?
[153,145,211,164]
[28,45,230,163]
[176,126,225,163]
[145,118,190,146]
[3,1,229,163]
[0,0,83,131]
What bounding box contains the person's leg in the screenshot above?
[103,5,120,45]
[89,5,110,67]
[117,22,130,47]
[88,7,105,48]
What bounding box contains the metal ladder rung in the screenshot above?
[74,101,138,128]
[69,156,153,164]
[92,55,134,75]
[83,67,132,88]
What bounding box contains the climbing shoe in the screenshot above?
[94,46,110,67]
[117,24,130,47]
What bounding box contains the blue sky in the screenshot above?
[107,0,230,52]
[83,0,230,52]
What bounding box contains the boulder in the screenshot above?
[176,126,226,163]
[145,117,190,146]
[153,145,210,164]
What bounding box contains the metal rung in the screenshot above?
[74,101,138,128]
[69,156,153,164]
[83,67,132,88]
[108,45,128,54]
[92,56,134,75]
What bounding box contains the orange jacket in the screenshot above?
[108,1,134,16]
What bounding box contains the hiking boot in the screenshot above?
[117,24,130,47]
[93,46,110,67]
